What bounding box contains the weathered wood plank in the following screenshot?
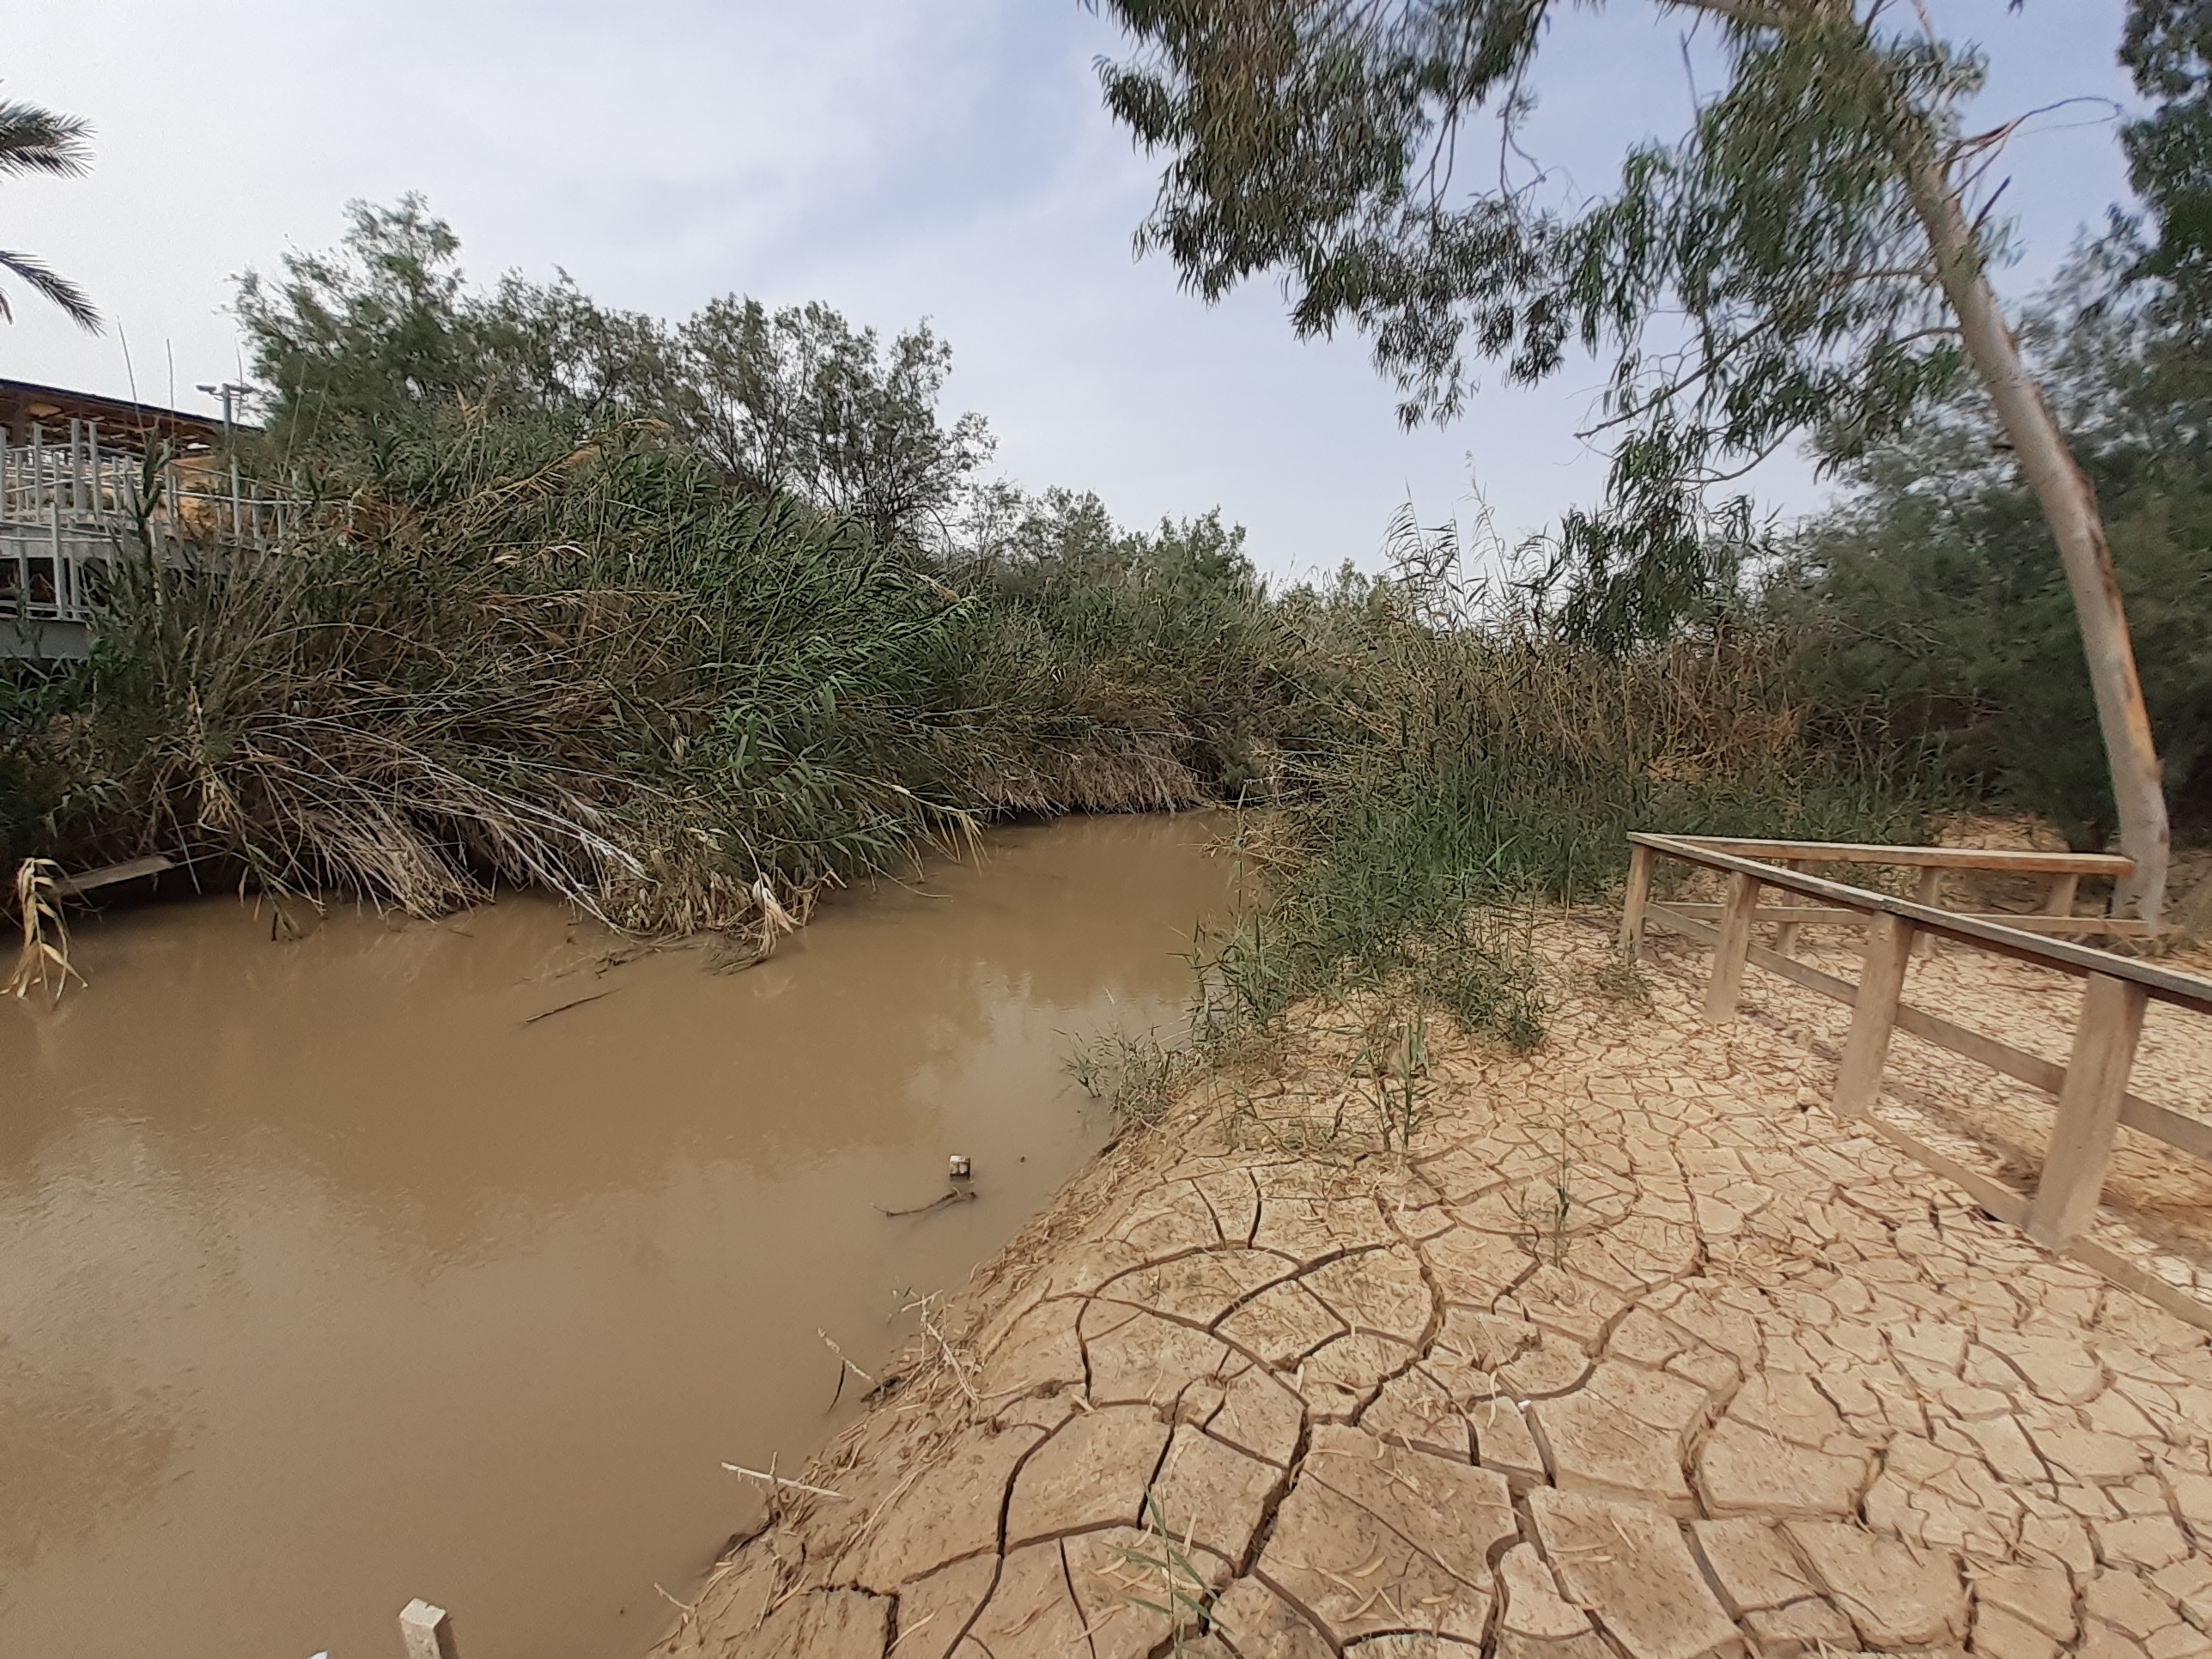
[2069,1238,2212,1334]
[1857,1113,2032,1226]
[1656,902,2154,937]
[1771,858,1806,957]
[1650,899,2212,1167]
[1832,915,1915,1119]
[1915,866,1944,957]
[2027,973,2152,1249]
[1620,842,1656,957]
[1665,836,2133,875]
[1703,872,1760,1024]
[1631,833,2212,1012]
[49,854,174,898]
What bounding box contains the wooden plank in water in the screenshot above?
[49,854,174,898]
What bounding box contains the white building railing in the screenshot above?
[1,418,301,648]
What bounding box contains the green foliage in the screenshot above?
[672,297,994,539]
[1065,1027,1188,1122]
[238,198,989,542]
[944,485,1346,805]
[2,416,982,937]
[1191,586,1930,1055]
[7,195,1936,1048]
[2124,1,2212,331]
[1776,244,2212,848]
[1097,1,1988,641]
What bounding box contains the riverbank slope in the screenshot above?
[651,914,2212,1659]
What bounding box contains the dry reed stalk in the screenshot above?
[5,859,84,1005]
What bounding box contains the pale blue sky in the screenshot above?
[3,1,2145,580]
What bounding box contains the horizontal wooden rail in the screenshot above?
[1630,833,2210,1012]
[1665,836,2133,876]
[1656,900,2156,939]
[1627,832,2212,1328]
[1649,902,2212,1164]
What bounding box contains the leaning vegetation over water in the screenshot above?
[15,192,2190,1034]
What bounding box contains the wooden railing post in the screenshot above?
[2045,873,2081,916]
[1771,859,1806,957]
[1832,914,1916,1117]
[2027,973,2151,1249]
[1914,865,1944,957]
[1620,842,1656,958]
[1703,872,1761,1023]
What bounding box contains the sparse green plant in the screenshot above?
[1353,998,1433,1152]
[1065,1027,1187,1124]
[1508,1113,1581,1270]
[1098,1487,1218,1656]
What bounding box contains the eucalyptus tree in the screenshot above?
[0,97,98,331]
[1095,0,2178,920]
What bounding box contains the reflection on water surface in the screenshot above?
[0,813,1227,1659]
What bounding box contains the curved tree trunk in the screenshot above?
[1899,139,2172,924]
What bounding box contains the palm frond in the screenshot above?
[0,99,93,178]
[0,248,100,331]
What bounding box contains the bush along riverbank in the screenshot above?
[2,199,1946,1004]
[0,419,1930,999]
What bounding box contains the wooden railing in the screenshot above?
[1621,832,2212,1326]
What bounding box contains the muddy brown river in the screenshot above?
[0,813,1228,1659]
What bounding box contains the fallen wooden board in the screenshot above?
[49,854,174,898]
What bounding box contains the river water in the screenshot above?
[0,813,1228,1659]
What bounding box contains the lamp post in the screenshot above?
[194,381,254,539]
[194,380,252,438]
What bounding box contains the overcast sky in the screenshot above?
[3,2,2145,580]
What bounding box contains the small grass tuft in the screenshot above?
[1066,1027,1188,1124]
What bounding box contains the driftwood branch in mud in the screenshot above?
[522,989,617,1025]
[721,1462,845,1500]
[875,1188,977,1219]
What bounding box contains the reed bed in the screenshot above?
[1188,610,1933,1056]
[4,416,1927,1006]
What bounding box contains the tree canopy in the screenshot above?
[238,198,991,542]
[1101,4,1979,476]
[1096,0,2185,916]
[1779,235,2212,848]
[2124,0,2212,331]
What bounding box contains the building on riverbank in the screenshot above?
[1,378,286,660]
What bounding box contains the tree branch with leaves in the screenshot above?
[1094,0,2177,920]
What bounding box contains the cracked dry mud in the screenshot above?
[651,917,2212,1659]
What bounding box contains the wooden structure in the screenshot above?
[1622,832,2212,1326]
[0,377,227,452]
[2,408,295,660]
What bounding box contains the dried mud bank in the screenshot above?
[653,918,2212,1659]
